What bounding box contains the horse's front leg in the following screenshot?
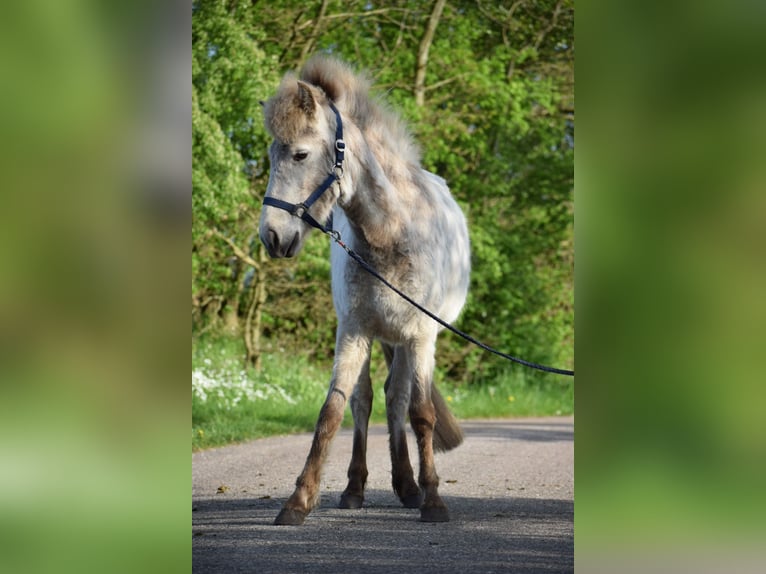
[339,350,373,509]
[407,337,450,522]
[275,332,371,526]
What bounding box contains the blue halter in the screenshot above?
[262,102,345,234]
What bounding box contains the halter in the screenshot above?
[262,101,345,234]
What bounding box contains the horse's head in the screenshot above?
[259,79,341,258]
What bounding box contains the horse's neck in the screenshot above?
[341,139,411,248]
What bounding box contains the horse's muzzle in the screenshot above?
[262,228,301,258]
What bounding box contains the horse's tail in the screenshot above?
[431,384,464,452]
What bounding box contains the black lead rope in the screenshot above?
[326,228,575,377]
[263,101,574,377]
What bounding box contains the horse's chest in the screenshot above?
[331,247,425,339]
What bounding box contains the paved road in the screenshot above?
[193,416,573,573]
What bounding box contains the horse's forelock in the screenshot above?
[299,55,370,109]
[266,55,420,168]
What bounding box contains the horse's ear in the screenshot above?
[296,80,317,117]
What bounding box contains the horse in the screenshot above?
[258,55,471,525]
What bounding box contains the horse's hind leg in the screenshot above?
[339,355,373,509]
[274,332,371,526]
[385,344,422,509]
[407,336,449,522]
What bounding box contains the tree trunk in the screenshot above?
[244,244,268,371]
[210,229,268,371]
[414,0,447,107]
[299,0,330,63]
[222,302,240,335]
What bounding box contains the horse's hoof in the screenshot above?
[400,492,424,509]
[420,506,450,522]
[338,492,364,509]
[274,508,307,526]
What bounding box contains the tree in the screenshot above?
[192,0,277,363]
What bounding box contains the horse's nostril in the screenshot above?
[284,232,300,258]
[263,228,299,258]
[267,228,279,251]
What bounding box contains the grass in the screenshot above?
[192,335,573,451]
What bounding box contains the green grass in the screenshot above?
[192,335,573,450]
[440,369,574,420]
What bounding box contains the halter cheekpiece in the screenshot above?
[262,102,345,234]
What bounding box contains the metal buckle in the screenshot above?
[292,203,307,218]
[335,139,346,152]
[326,229,342,243]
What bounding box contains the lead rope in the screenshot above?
[323,227,575,377]
[263,101,573,377]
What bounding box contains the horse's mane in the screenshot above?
[266,55,421,171]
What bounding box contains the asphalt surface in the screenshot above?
[192,416,573,573]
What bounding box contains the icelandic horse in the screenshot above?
[258,55,470,525]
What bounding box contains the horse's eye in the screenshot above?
[293,151,308,162]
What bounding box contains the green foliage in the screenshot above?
[192,335,572,449]
[258,233,336,361]
[192,335,344,449]
[192,0,279,327]
[440,367,574,419]
[192,0,574,383]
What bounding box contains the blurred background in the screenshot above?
[0,0,764,572]
[0,1,189,572]
[576,0,766,571]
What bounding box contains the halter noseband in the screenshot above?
[262,101,345,234]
